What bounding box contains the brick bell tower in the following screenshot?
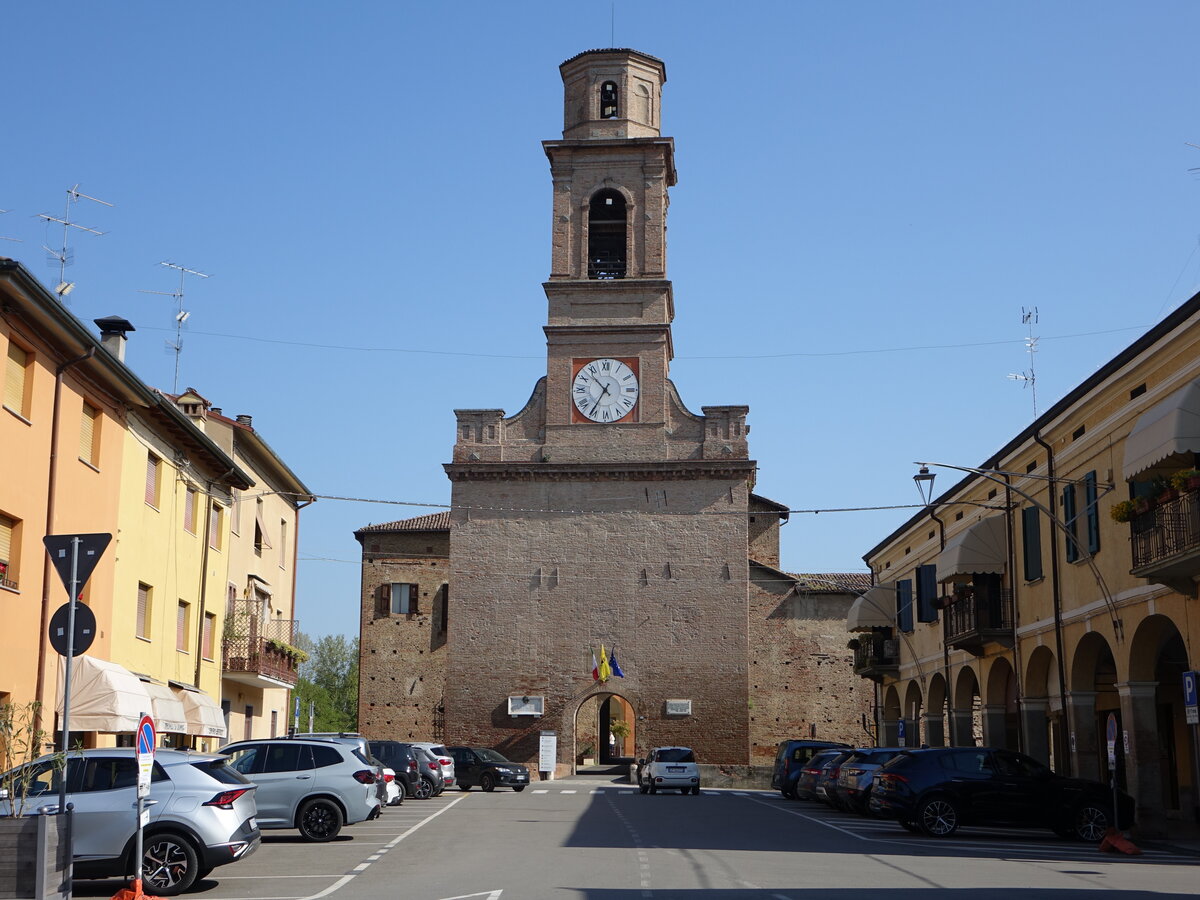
[444,49,755,770]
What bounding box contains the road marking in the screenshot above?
[533,789,549,793]
[561,789,577,793]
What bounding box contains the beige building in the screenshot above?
[859,287,1200,840]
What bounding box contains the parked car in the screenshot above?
[637,746,700,795]
[869,747,1135,840]
[447,746,530,792]
[291,733,388,808]
[813,750,856,806]
[0,748,259,895]
[410,746,447,798]
[218,738,380,841]
[771,739,852,799]
[380,767,402,806]
[793,748,850,801]
[408,742,456,787]
[368,741,421,799]
[836,748,903,814]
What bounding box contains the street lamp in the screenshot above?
[913,465,937,506]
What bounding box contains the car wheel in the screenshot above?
[140,832,199,896]
[513,785,526,792]
[415,777,434,799]
[194,866,213,882]
[692,786,701,795]
[916,796,959,837]
[648,781,658,795]
[1071,802,1112,842]
[481,772,496,792]
[639,780,649,794]
[298,798,344,842]
[459,783,472,791]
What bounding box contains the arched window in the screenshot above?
[600,81,619,119]
[588,190,626,279]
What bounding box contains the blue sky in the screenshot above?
[6,2,1200,639]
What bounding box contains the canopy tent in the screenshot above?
[1122,379,1200,480]
[171,683,227,738]
[846,585,895,632]
[139,678,188,734]
[56,656,152,733]
[936,515,1008,583]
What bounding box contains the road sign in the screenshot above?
[1106,713,1118,770]
[897,718,907,747]
[1185,671,1199,726]
[48,601,96,656]
[43,533,112,595]
[137,714,155,799]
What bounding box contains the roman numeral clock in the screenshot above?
[571,357,640,423]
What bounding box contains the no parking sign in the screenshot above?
[137,714,155,800]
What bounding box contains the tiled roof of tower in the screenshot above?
[355,511,451,534]
[561,48,665,67]
[790,573,873,594]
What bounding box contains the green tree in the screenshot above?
[292,633,358,733]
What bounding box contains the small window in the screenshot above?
[177,600,190,652]
[136,583,152,639]
[1062,484,1080,563]
[4,340,32,419]
[279,519,288,568]
[254,499,272,556]
[209,503,223,550]
[202,612,216,660]
[0,513,19,590]
[184,487,198,533]
[391,583,419,615]
[230,490,241,535]
[79,402,100,466]
[1022,506,1043,581]
[145,454,161,507]
[439,583,449,633]
[600,80,618,118]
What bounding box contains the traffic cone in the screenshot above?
[1099,827,1142,855]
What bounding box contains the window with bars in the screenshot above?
[4,340,31,419]
[145,454,161,507]
[202,612,215,660]
[0,513,18,590]
[136,583,152,639]
[177,600,190,651]
[184,487,198,533]
[79,402,99,466]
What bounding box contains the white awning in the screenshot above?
[846,586,895,632]
[1122,379,1200,480]
[936,515,1008,583]
[140,679,188,734]
[172,684,228,739]
[56,656,153,733]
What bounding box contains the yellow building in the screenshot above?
[859,287,1200,840]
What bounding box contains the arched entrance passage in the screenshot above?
[573,692,636,770]
[983,657,1019,751]
[880,684,903,746]
[951,666,982,746]
[925,673,949,747]
[1126,614,1192,835]
[1069,631,1121,785]
[1022,644,1064,769]
[902,681,923,748]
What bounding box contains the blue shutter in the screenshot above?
[1084,471,1100,554]
[1062,484,1079,563]
[915,564,938,622]
[896,579,914,633]
[1022,507,1043,581]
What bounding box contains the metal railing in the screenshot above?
[1130,489,1200,570]
[852,635,898,671]
[943,587,1013,644]
[222,603,300,685]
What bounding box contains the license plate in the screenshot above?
[515,773,528,781]
[667,766,685,772]
[248,817,257,831]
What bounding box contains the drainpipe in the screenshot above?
[929,508,952,747]
[35,347,96,740]
[1033,431,1070,775]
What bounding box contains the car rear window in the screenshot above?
[312,745,345,768]
[655,748,695,763]
[192,758,251,785]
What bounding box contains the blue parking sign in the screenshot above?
[1185,671,1199,725]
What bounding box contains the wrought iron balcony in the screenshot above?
[1129,489,1200,593]
[0,560,16,591]
[943,586,1013,656]
[222,605,301,688]
[852,634,899,683]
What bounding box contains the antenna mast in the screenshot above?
[0,209,20,243]
[139,261,210,393]
[38,185,113,301]
[1007,306,1039,419]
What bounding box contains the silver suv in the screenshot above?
[218,738,380,841]
[1,748,259,895]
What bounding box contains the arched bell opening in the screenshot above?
[588,189,627,280]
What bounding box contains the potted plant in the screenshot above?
[1171,468,1200,492]
[0,701,70,900]
[609,719,632,757]
[1110,500,1137,523]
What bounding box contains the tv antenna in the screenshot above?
[139,261,210,392]
[0,209,20,243]
[38,185,113,301]
[1007,306,1039,418]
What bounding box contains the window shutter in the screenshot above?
[145,455,158,506]
[439,583,449,633]
[0,515,12,563]
[1084,471,1100,554]
[137,585,150,638]
[1022,507,1043,581]
[209,504,221,549]
[203,613,214,659]
[177,602,187,650]
[5,342,27,413]
[184,488,196,532]
[896,579,914,633]
[409,584,420,614]
[915,564,938,622]
[1062,484,1079,563]
[79,403,97,462]
[378,583,391,616]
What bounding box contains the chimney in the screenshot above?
[211,408,222,416]
[93,316,136,362]
[235,414,253,427]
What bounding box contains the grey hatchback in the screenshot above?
[1,748,259,895]
[218,738,380,841]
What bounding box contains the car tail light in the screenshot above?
[879,773,909,786]
[437,757,452,767]
[384,772,395,782]
[407,760,418,773]
[844,767,864,777]
[203,788,251,809]
[802,767,821,775]
[353,770,377,784]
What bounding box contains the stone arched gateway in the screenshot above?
[1068,630,1120,786]
[1124,614,1193,836]
[573,691,636,770]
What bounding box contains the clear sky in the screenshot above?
[6,2,1200,639]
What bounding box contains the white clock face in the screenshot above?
[572,358,639,423]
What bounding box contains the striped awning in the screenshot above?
[1122,379,1200,480]
[846,586,895,632]
[936,515,1008,583]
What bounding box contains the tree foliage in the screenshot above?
[291,633,358,733]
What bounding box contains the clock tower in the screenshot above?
[443,49,756,768]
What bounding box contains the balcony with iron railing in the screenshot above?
[943,585,1014,655]
[0,560,16,591]
[222,606,301,688]
[851,633,899,683]
[1129,488,1200,593]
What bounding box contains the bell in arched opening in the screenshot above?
[588,189,627,279]
[600,80,619,119]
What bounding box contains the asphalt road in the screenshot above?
[72,781,1200,900]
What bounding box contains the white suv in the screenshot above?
[639,746,700,795]
[408,742,455,787]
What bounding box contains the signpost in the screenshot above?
[134,714,155,895]
[539,731,557,780]
[1185,671,1200,824]
[897,718,907,748]
[1106,712,1119,833]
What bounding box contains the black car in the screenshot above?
[369,741,421,800]
[447,746,530,792]
[771,739,851,799]
[791,748,851,801]
[869,747,1135,840]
